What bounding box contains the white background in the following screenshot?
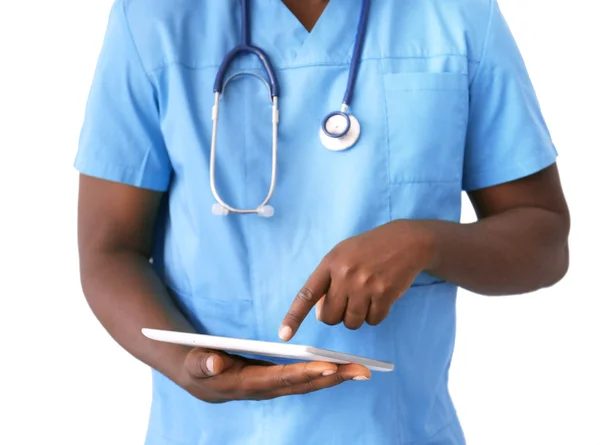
[0,1,598,444]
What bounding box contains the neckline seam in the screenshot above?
[147,53,474,76]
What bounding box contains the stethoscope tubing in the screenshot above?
[210,0,370,216]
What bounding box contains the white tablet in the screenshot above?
[142,328,394,372]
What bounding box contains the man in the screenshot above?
[76,0,569,443]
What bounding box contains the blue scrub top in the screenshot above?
[76,0,557,444]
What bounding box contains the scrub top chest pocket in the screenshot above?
[383,72,469,184]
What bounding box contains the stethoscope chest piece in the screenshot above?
[319,112,361,151]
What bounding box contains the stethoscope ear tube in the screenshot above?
[213,46,279,98]
[209,0,281,217]
[210,90,279,217]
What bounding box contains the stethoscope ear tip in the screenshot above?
[257,205,274,218]
[212,203,230,216]
[212,203,274,217]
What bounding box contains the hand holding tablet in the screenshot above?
[142,328,393,403]
[142,329,394,372]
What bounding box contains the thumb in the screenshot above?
[184,348,234,379]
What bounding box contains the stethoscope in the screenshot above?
[211,0,371,217]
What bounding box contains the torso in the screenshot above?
[125,1,491,444]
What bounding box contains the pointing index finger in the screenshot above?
[279,264,331,341]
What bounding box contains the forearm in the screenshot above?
[80,250,194,384]
[416,207,569,295]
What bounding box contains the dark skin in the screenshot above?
[79,175,371,405]
[282,0,330,32]
[78,2,570,403]
[79,168,570,402]
[279,164,570,339]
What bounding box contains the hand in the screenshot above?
[179,348,371,403]
[279,220,434,340]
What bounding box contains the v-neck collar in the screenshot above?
[252,0,362,68]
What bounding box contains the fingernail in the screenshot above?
[353,375,370,381]
[279,325,293,342]
[206,356,215,375]
[322,369,336,377]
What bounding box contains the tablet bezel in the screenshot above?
[141,328,394,372]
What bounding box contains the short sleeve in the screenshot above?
[462,0,557,192]
[75,0,172,191]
